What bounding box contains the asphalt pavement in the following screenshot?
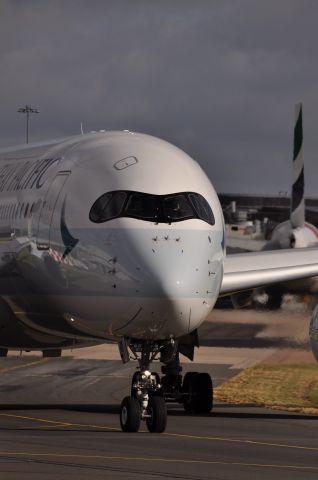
[0,308,317,479]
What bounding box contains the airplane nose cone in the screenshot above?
[111,224,223,339]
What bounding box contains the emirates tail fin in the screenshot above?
[291,103,305,228]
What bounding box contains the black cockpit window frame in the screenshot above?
[89,190,215,226]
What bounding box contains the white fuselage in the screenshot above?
[0,132,224,347]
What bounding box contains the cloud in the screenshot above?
[0,0,318,195]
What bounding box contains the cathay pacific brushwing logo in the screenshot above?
[60,197,79,259]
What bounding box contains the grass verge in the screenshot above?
[214,364,318,415]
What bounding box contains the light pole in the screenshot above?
[17,105,40,144]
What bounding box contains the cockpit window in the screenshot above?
[89,191,215,225]
[188,193,215,225]
[125,193,161,221]
[163,194,194,221]
[89,191,127,223]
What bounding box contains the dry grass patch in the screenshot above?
[215,364,318,414]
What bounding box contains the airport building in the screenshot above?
[219,193,318,226]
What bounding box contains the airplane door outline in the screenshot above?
[36,171,71,250]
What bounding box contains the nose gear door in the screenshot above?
[36,171,70,250]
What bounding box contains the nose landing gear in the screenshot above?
[119,340,167,433]
[118,338,213,433]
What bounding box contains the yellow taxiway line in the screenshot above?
[163,431,318,452]
[1,412,318,453]
[0,357,49,374]
[1,358,317,472]
[0,451,316,472]
[0,412,119,430]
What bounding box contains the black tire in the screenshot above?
[131,371,140,397]
[0,348,8,357]
[182,372,199,412]
[146,396,167,433]
[193,373,213,413]
[120,396,141,432]
[183,372,213,413]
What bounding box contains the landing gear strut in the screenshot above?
[118,338,213,433]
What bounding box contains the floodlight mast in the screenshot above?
[17,105,40,144]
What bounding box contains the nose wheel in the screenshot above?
[120,393,167,433]
[146,396,167,433]
[120,396,141,432]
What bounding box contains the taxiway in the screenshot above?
[0,308,317,479]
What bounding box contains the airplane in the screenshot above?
[1,129,318,433]
[231,103,318,309]
[265,104,317,248]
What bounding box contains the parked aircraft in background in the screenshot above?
[265,104,317,249]
[231,104,318,309]
[0,130,318,432]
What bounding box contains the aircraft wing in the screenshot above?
[220,248,318,295]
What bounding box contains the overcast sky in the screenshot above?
[1,0,318,195]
